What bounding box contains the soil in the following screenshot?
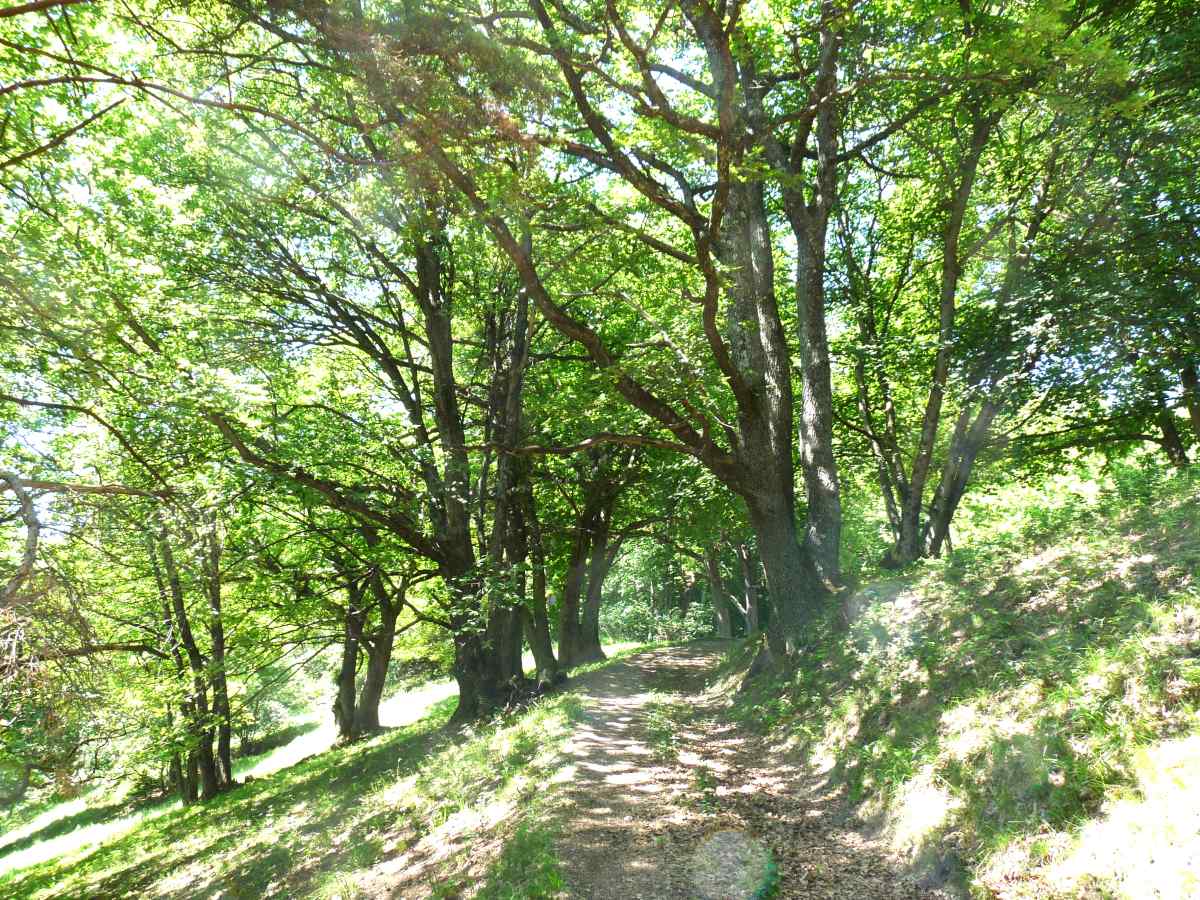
[555,644,951,900]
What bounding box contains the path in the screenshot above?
[557,644,947,899]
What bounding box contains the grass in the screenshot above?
[0,644,652,899]
[729,458,1200,897]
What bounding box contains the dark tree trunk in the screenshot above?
[184,752,199,804]
[450,628,502,725]
[0,764,31,808]
[745,493,820,659]
[516,471,558,685]
[556,508,594,670]
[333,591,364,742]
[1157,396,1189,466]
[1181,361,1200,443]
[354,628,392,736]
[158,534,222,800]
[577,513,614,665]
[485,603,525,687]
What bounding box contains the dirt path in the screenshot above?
[557,644,945,900]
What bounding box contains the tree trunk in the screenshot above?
[745,493,820,660]
[450,628,501,725]
[556,509,594,670]
[794,243,843,584]
[925,401,998,557]
[704,546,733,639]
[718,175,821,657]
[354,613,394,736]
[1181,361,1200,443]
[333,594,364,743]
[1157,396,1189,466]
[896,112,993,566]
[202,524,232,787]
[577,515,614,665]
[0,764,31,808]
[735,544,760,634]
[516,472,558,685]
[158,533,222,800]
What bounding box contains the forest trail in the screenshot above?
[557,644,944,900]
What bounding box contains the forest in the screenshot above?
[1,0,1198,897]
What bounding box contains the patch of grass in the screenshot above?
[731,460,1200,897]
[476,822,565,900]
[643,693,692,758]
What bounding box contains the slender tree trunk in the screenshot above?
[925,401,998,557]
[158,534,222,800]
[704,546,733,639]
[737,544,760,635]
[896,112,993,565]
[202,525,232,787]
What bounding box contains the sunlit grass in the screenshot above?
[0,644,649,898]
[732,459,1200,896]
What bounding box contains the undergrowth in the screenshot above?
[733,459,1200,897]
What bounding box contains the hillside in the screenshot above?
[3,464,1195,898]
[727,461,1200,897]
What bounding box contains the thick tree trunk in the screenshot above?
[0,764,31,808]
[576,507,614,664]
[718,176,822,656]
[450,629,503,725]
[794,247,842,584]
[354,621,393,736]
[485,602,525,687]
[745,493,820,660]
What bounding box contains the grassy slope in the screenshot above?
[732,460,1200,897]
[0,646,656,900]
